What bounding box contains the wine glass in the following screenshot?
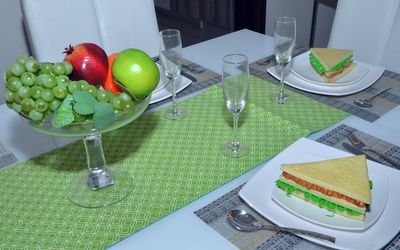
[159,29,188,120]
[221,54,250,158]
[272,16,296,104]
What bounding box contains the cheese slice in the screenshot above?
[281,155,371,205]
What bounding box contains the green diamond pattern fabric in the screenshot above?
[248,75,350,131]
[0,86,310,249]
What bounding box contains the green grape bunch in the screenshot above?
[3,55,137,129]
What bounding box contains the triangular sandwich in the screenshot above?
[276,155,372,221]
[309,48,356,83]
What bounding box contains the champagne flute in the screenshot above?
[272,16,296,104]
[159,29,188,120]
[221,54,250,158]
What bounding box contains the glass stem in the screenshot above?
[171,77,177,114]
[279,64,286,101]
[83,134,114,190]
[232,113,240,151]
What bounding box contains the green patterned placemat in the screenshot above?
[0,86,310,249]
[248,75,350,131]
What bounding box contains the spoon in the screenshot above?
[353,88,392,108]
[227,209,336,243]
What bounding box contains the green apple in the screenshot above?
[111,49,160,97]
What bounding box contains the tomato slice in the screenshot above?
[282,172,365,208]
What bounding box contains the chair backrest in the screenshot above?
[20,0,160,63]
[381,6,400,73]
[328,0,400,73]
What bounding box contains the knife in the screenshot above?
[342,142,376,161]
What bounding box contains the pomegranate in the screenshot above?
[63,43,108,86]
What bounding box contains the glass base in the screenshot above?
[163,107,188,120]
[67,167,133,208]
[271,91,291,104]
[221,141,250,158]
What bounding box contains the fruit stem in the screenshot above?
[63,45,74,55]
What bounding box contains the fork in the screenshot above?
[347,133,400,169]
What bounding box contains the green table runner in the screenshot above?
[0,86,310,249]
[248,75,350,131]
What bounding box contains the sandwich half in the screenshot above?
[309,48,356,83]
[275,155,372,221]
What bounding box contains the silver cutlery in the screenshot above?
[342,142,375,161]
[227,209,336,243]
[353,88,392,108]
[347,133,400,169]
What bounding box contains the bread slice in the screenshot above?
[310,48,353,71]
[281,155,371,205]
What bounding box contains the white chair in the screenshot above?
[328,0,400,73]
[20,0,160,63]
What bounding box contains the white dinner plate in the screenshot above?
[267,52,385,96]
[290,51,369,86]
[150,64,192,104]
[239,138,400,250]
[271,170,388,231]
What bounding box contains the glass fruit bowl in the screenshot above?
[19,86,151,208]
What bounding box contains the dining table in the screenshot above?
[1,29,400,249]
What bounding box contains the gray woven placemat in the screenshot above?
[250,54,400,122]
[0,139,17,169]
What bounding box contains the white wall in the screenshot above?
[0,0,31,104]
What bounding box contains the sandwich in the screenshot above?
[309,48,356,83]
[275,155,372,221]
